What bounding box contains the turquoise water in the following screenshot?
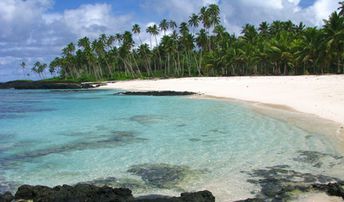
[0,89,343,201]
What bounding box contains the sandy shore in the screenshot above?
[99,75,344,144]
[100,76,344,123]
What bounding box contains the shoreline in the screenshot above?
[191,94,344,152]
[98,75,344,150]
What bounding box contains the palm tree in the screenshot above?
[151,24,161,68]
[338,1,344,16]
[199,6,211,31]
[258,22,269,37]
[42,4,344,81]
[20,61,26,78]
[208,4,220,28]
[188,13,200,34]
[169,20,177,31]
[159,19,169,35]
[323,11,344,73]
[179,22,189,35]
[147,24,159,48]
[241,24,258,43]
[132,24,142,45]
[32,61,47,79]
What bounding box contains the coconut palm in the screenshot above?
[208,4,220,28]
[169,20,177,31]
[39,4,344,81]
[188,13,200,34]
[132,24,142,44]
[20,61,26,78]
[323,11,344,73]
[258,22,269,37]
[146,25,159,48]
[338,1,344,16]
[159,19,169,35]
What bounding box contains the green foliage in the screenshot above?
[29,3,344,81]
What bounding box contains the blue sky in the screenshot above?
[0,0,340,81]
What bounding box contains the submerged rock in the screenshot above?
[293,150,344,168]
[85,176,148,192]
[312,183,344,198]
[114,91,197,96]
[0,179,19,194]
[129,115,162,125]
[127,163,204,190]
[4,131,147,164]
[242,165,344,201]
[135,190,215,202]
[11,184,214,202]
[189,138,201,142]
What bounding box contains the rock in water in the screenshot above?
[114,91,197,96]
[135,190,215,202]
[0,192,14,202]
[15,184,134,202]
[312,183,344,199]
[179,190,215,202]
[0,80,103,89]
[127,163,203,189]
[13,184,215,202]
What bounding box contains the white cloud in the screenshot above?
[202,0,220,6]
[239,0,284,9]
[61,4,132,38]
[0,0,52,41]
[219,0,340,34]
[0,1,133,81]
[311,0,339,25]
[0,0,341,81]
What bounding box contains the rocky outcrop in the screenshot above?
[114,91,197,96]
[235,182,344,202]
[312,183,344,198]
[1,182,344,202]
[0,80,105,89]
[135,191,215,202]
[238,164,344,201]
[0,191,14,202]
[0,184,215,202]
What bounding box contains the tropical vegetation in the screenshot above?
[28,2,344,81]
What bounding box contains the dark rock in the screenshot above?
[13,184,214,202]
[293,150,344,168]
[0,80,100,89]
[15,184,134,202]
[312,183,344,199]
[0,191,13,202]
[179,190,215,202]
[84,176,148,192]
[243,165,343,201]
[129,115,161,125]
[4,130,146,163]
[81,82,106,88]
[127,163,203,189]
[189,138,201,142]
[114,91,197,96]
[234,198,264,202]
[134,190,214,202]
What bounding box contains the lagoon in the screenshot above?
[0,89,343,201]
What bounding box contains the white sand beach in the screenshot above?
[99,75,344,149]
[100,75,344,124]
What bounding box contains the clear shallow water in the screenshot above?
[0,89,343,201]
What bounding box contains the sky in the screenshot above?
[0,0,341,81]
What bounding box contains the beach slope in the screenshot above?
[100,76,344,125]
